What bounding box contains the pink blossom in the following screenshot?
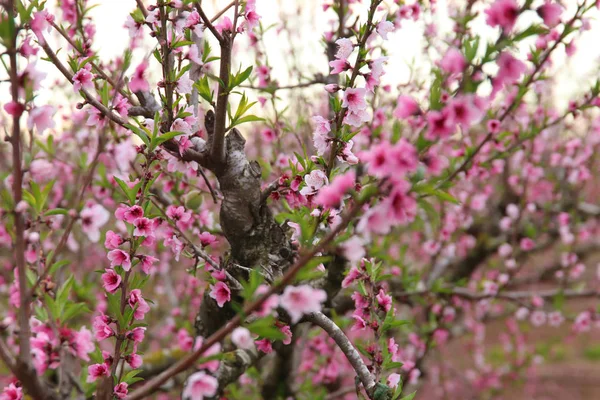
[101,269,121,293]
[231,327,254,349]
[183,371,218,399]
[139,255,159,274]
[280,324,292,345]
[440,48,467,75]
[133,217,154,237]
[485,0,519,32]
[0,384,23,400]
[300,169,328,196]
[487,119,501,134]
[329,59,350,74]
[342,266,363,288]
[113,382,128,399]
[104,230,123,249]
[335,38,354,59]
[377,20,394,40]
[80,204,110,242]
[199,232,218,247]
[130,61,149,92]
[176,72,194,94]
[4,101,25,117]
[120,205,144,223]
[30,10,54,35]
[312,115,331,156]
[244,0,261,30]
[93,314,114,341]
[209,281,231,307]
[128,289,150,320]
[341,87,367,113]
[520,238,535,251]
[70,327,95,361]
[314,170,355,208]
[279,285,327,323]
[127,353,144,369]
[73,64,95,93]
[107,249,131,271]
[87,363,110,382]
[127,327,146,344]
[426,109,454,140]
[255,338,273,354]
[387,373,401,388]
[19,36,38,58]
[215,16,233,34]
[376,289,392,312]
[166,205,192,223]
[537,2,563,28]
[27,105,55,133]
[393,95,420,119]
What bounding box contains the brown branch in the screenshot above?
[0,337,16,373]
[7,1,31,366]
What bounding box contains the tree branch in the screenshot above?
[304,311,378,398]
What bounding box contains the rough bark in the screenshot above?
[193,112,295,338]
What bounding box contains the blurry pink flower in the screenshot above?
[426,109,454,140]
[329,59,350,74]
[487,119,501,134]
[209,281,231,307]
[244,0,261,30]
[377,20,394,40]
[530,310,546,327]
[314,170,355,208]
[176,72,193,94]
[376,289,392,312]
[199,232,218,247]
[393,95,420,119]
[537,2,563,28]
[126,353,143,368]
[1,383,23,400]
[101,268,121,293]
[183,371,218,399]
[3,101,25,117]
[387,373,401,388]
[231,327,254,349]
[87,363,110,382]
[130,61,149,92]
[19,36,38,58]
[113,382,128,399]
[279,285,327,323]
[139,255,159,274]
[520,238,535,251]
[27,105,55,133]
[280,324,292,345]
[215,16,233,34]
[107,249,131,271]
[71,327,95,361]
[129,289,150,320]
[30,10,54,35]
[485,0,519,32]
[312,115,331,156]
[255,338,273,354]
[120,205,144,223]
[73,64,95,93]
[127,327,146,344]
[335,38,354,59]
[104,230,123,249]
[440,48,467,74]
[93,314,114,341]
[80,204,110,242]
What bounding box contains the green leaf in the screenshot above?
[125,123,151,148]
[62,303,90,322]
[230,115,265,129]
[246,316,286,340]
[113,176,136,204]
[49,259,70,275]
[44,208,69,216]
[153,131,186,146]
[398,392,416,400]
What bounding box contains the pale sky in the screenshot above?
[3,0,600,113]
